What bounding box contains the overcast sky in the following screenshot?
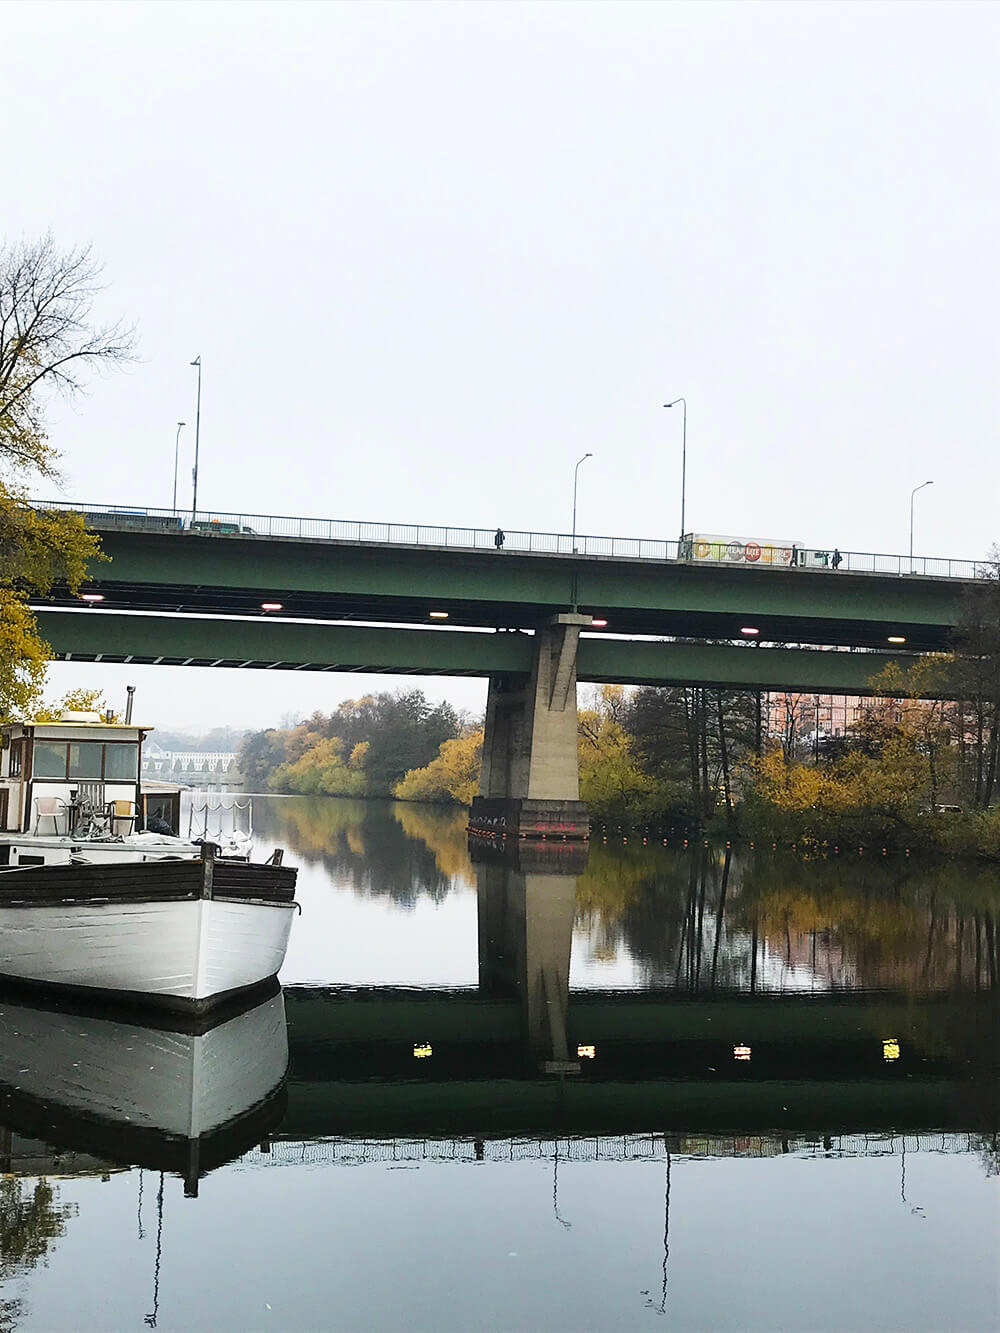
[6,0,997,733]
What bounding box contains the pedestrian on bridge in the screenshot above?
[832,548,843,569]
[494,527,505,549]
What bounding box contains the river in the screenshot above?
[1,796,997,1332]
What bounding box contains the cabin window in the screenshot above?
[68,743,104,780]
[33,741,69,778]
[104,743,139,780]
[9,740,22,777]
[28,738,141,781]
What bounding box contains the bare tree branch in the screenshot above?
[0,234,136,478]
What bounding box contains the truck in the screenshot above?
[680,533,839,569]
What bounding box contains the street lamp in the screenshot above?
[664,397,687,546]
[190,357,202,521]
[172,422,186,512]
[572,453,593,553]
[909,480,933,573]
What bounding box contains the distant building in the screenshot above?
[765,693,903,747]
[142,741,244,789]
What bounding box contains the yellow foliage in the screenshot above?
[0,586,49,721]
[268,734,368,796]
[394,729,484,805]
[0,483,104,720]
[349,741,370,768]
[750,748,830,811]
[33,687,119,723]
[578,700,667,820]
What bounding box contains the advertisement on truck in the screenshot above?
[680,534,838,569]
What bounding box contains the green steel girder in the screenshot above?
[35,610,913,694]
[63,529,972,650]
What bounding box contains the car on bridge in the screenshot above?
[80,509,255,536]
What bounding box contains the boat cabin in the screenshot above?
[0,712,150,835]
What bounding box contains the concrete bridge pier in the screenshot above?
[469,613,591,840]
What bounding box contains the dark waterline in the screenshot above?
[1,796,997,1333]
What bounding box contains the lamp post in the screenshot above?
[190,357,202,521]
[909,480,933,573]
[664,397,687,547]
[572,452,592,553]
[172,422,186,512]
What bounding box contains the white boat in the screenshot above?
[0,985,289,1190]
[0,848,297,1014]
[0,707,299,1012]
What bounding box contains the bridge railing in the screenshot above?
[234,1131,979,1171]
[35,499,991,580]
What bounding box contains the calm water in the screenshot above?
[1,796,997,1333]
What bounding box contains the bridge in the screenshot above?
[35,502,984,837]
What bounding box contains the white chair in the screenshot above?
[33,796,68,834]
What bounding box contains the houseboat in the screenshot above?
[0,708,186,859]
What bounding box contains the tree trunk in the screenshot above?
[699,691,711,821]
[683,689,700,815]
[982,700,1000,808]
[716,692,734,825]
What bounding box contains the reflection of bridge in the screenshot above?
[38,510,979,837]
[281,987,998,1140]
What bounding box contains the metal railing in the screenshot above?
[36,499,992,580]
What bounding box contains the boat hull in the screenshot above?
[0,859,297,1013]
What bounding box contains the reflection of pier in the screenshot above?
[476,839,586,1071]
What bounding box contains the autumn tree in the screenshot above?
[31,686,118,721]
[579,685,691,822]
[624,683,759,823]
[394,729,484,804]
[241,690,464,797]
[1,235,133,719]
[268,736,369,797]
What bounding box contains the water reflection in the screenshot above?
[2,798,997,1333]
[275,832,998,1146]
[0,987,288,1192]
[255,795,473,901]
[575,842,1000,994]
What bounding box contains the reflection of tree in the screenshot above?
[737,856,1000,993]
[975,1132,999,1177]
[0,1176,76,1331]
[572,842,999,995]
[574,844,757,990]
[252,796,458,906]
[390,803,474,882]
